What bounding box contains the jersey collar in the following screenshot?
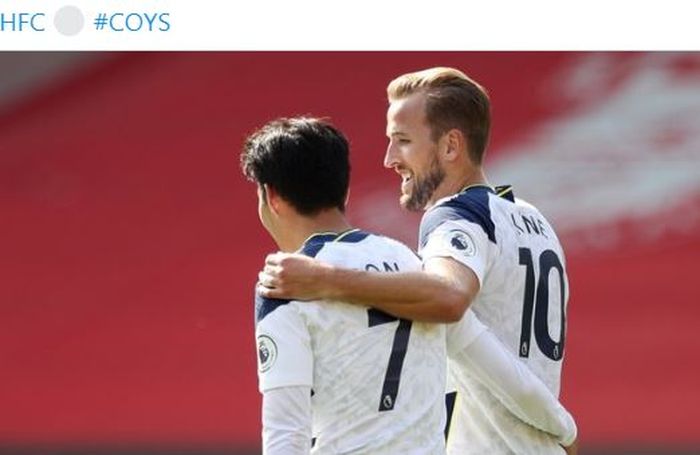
[430,184,515,210]
[298,228,361,252]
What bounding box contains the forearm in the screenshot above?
[321,267,466,322]
[453,330,577,445]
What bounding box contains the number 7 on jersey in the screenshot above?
[367,309,412,412]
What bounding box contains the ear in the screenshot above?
[441,129,467,163]
[262,184,282,215]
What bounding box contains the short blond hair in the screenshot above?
[387,67,491,165]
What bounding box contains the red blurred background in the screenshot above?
[1,52,699,454]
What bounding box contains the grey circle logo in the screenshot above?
[448,229,477,256]
[54,6,84,36]
[257,335,278,373]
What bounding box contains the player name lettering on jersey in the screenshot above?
[510,212,550,239]
[365,261,400,272]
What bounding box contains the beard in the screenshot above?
[400,155,446,212]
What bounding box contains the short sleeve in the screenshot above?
[256,301,313,393]
[420,219,490,286]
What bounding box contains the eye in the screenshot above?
[398,138,410,144]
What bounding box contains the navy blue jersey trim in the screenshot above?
[495,184,515,202]
[255,292,292,323]
[419,186,497,247]
[300,236,331,258]
[300,228,369,258]
[336,229,369,244]
[255,228,370,322]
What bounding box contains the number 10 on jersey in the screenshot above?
[518,248,566,361]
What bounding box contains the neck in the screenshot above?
[426,166,488,210]
[276,209,352,252]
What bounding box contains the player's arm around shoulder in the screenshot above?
[259,252,331,301]
[419,255,480,321]
[259,251,479,323]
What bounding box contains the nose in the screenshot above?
[384,142,398,169]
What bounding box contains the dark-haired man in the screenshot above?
[242,117,447,453]
[259,68,578,454]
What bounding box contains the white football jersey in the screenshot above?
[256,229,447,454]
[419,185,569,455]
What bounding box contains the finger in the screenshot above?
[258,283,285,299]
[258,271,278,289]
[265,252,285,266]
[263,263,281,278]
[257,283,272,297]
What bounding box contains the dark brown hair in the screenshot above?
[388,67,491,165]
[241,117,350,215]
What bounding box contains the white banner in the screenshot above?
[0,0,698,50]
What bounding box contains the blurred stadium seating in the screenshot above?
[1,52,698,454]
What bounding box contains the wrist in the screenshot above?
[317,262,341,300]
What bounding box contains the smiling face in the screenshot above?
[384,91,446,211]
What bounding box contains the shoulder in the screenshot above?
[419,186,497,248]
[364,233,418,257]
[513,196,559,231]
[300,229,370,260]
[312,229,419,267]
[255,292,293,324]
[514,196,538,212]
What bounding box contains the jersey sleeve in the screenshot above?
[262,386,313,454]
[256,296,313,393]
[451,328,577,445]
[419,218,491,287]
[446,309,488,357]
